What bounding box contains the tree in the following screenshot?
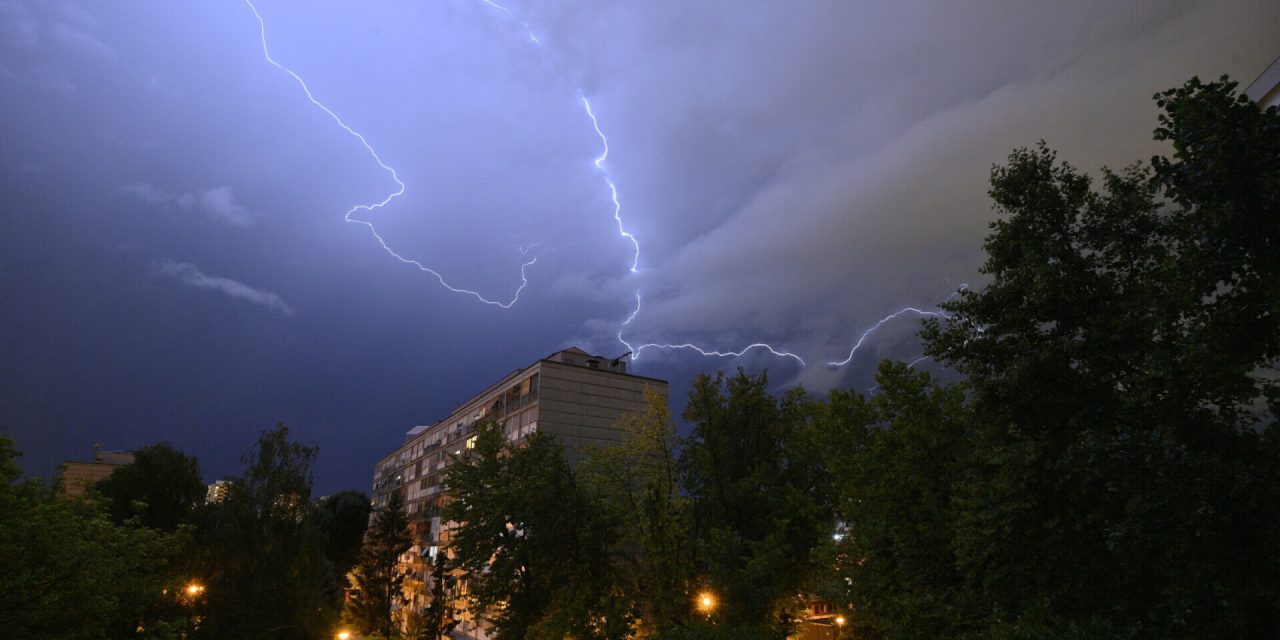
[188,423,336,640]
[415,549,459,640]
[0,435,187,639]
[315,490,373,584]
[908,76,1280,637]
[347,491,412,638]
[678,371,833,638]
[818,362,976,638]
[444,420,623,640]
[96,441,204,531]
[581,387,693,636]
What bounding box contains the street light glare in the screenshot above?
[697,591,716,613]
[337,631,352,640]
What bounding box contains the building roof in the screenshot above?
[1246,54,1280,107]
[403,346,645,439]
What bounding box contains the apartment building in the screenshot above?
[370,346,668,636]
[58,447,135,497]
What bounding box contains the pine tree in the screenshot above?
[348,491,413,637]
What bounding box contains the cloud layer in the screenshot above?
[153,260,294,316]
[1,0,1276,492]
[124,183,256,228]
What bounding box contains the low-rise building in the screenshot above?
[58,447,135,497]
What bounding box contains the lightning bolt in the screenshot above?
[476,2,805,367]
[906,355,931,368]
[617,291,642,356]
[636,342,807,367]
[580,94,641,274]
[614,292,804,365]
[243,0,536,309]
[250,0,962,374]
[826,285,968,367]
[825,307,947,368]
[478,0,541,44]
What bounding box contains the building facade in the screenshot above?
[370,347,667,637]
[205,480,233,505]
[58,447,135,497]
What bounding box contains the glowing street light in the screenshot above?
[184,582,205,597]
[336,631,352,640]
[696,591,716,614]
[835,615,846,627]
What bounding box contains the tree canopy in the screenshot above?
[444,420,623,640]
[96,441,204,531]
[0,436,188,640]
[441,76,1280,640]
[316,489,373,582]
[900,75,1280,638]
[186,423,337,640]
[678,371,833,638]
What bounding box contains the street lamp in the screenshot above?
[185,582,205,597]
[696,591,716,615]
[835,615,846,627]
[336,631,351,640]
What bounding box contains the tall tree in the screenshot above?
[347,491,412,638]
[678,371,832,638]
[315,490,373,584]
[582,387,693,636]
[96,441,204,531]
[911,76,1280,637]
[818,362,975,638]
[189,423,336,640]
[445,420,623,640]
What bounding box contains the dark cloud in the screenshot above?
[1,0,1275,492]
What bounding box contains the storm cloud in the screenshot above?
[1,0,1276,491]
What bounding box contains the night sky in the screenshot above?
[2,1,1276,494]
